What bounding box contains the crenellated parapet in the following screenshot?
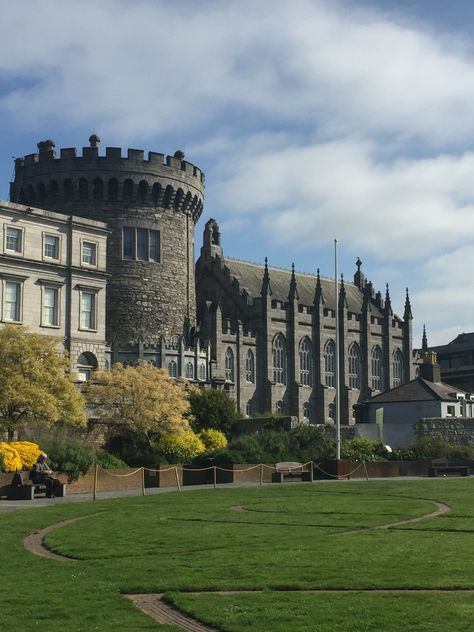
[10,138,204,222]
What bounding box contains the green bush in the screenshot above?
[95,452,128,469]
[188,388,237,436]
[341,438,388,462]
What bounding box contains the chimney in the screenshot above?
[419,351,441,383]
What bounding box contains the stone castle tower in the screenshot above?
[10,136,205,359]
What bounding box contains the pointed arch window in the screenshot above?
[276,400,285,415]
[272,334,287,385]
[324,340,336,387]
[392,349,404,388]
[299,337,312,386]
[303,402,310,419]
[371,346,384,391]
[246,400,253,417]
[185,361,194,379]
[168,360,177,378]
[328,401,335,421]
[348,342,362,390]
[245,349,255,383]
[225,347,234,382]
[199,362,207,381]
[78,178,88,200]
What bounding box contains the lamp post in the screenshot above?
[334,239,341,461]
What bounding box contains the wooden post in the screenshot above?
[310,461,314,483]
[141,467,146,496]
[93,463,98,501]
[363,461,369,481]
[260,463,263,486]
[213,466,217,489]
[174,466,181,491]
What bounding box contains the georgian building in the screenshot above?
[0,200,108,379]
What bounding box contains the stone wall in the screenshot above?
[416,418,474,445]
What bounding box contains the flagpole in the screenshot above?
[334,239,341,461]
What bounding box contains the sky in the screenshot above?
[1,0,473,346]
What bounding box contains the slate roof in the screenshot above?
[224,257,385,316]
[431,332,474,354]
[365,377,465,404]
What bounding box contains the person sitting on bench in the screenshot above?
[30,453,62,498]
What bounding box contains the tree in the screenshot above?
[0,325,86,438]
[189,388,237,436]
[85,362,191,444]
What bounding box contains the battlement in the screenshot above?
[14,141,205,182]
[11,138,205,222]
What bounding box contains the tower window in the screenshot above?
[324,340,336,388]
[225,347,234,381]
[122,227,160,262]
[245,349,255,383]
[272,334,287,385]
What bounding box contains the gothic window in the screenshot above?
[108,178,118,201]
[168,360,177,378]
[272,334,287,385]
[152,182,162,205]
[299,337,312,386]
[78,178,88,200]
[199,362,207,381]
[371,345,384,391]
[185,361,194,379]
[246,400,253,417]
[123,179,134,201]
[225,347,234,382]
[275,400,285,415]
[63,179,73,201]
[93,178,104,201]
[303,402,310,419]
[392,349,404,388]
[348,342,362,390]
[170,335,180,349]
[245,349,255,383]
[174,188,184,210]
[138,180,148,204]
[328,402,335,421]
[324,340,336,388]
[49,180,59,199]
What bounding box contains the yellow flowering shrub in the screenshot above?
[10,441,42,470]
[156,431,205,463]
[199,428,228,452]
[0,442,23,473]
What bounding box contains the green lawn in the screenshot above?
[1,478,474,631]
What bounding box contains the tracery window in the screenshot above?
[225,347,234,382]
[324,340,336,388]
[272,334,287,385]
[199,362,207,381]
[168,360,177,378]
[371,346,384,391]
[299,337,312,386]
[392,349,404,388]
[185,362,194,379]
[245,349,255,383]
[348,342,362,390]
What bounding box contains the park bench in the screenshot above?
[428,460,470,478]
[6,471,66,500]
[272,461,312,483]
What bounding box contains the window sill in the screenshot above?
[41,324,61,329]
[78,327,98,333]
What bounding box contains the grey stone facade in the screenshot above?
[0,200,108,378]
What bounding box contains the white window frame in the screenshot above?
[41,284,61,328]
[4,225,24,256]
[81,239,98,267]
[43,233,60,261]
[2,276,25,323]
[78,287,99,331]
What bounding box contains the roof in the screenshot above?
[223,257,384,315]
[430,332,474,354]
[364,377,466,404]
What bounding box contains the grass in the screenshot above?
[1,478,474,631]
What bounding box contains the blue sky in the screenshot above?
[1,0,474,346]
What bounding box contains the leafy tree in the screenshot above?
[189,388,237,436]
[0,325,86,438]
[85,362,191,445]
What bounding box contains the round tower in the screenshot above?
[11,137,205,350]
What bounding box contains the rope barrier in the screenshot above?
[313,462,365,478]
[98,467,143,477]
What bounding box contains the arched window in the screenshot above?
[138,180,148,204]
[63,179,73,201]
[328,402,335,421]
[348,342,362,390]
[76,352,98,382]
[246,400,253,417]
[49,180,59,199]
[371,346,384,391]
[299,337,312,386]
[27,184,36,204]
[276,400,285,415]
[152,182,162,205]
[245,349,255,383]
[123,179,134,201]
[163,185,174,208]
[93,178,104,201]
[174,188,184,210]
[170,335,180,349]
[36,182,46,205]
[185,361,194,379]
[225,347,234,381]
[108,178,118,201]
[168,360,177,378]
[272,334,287,385]
[199,362,207,381]
[78,178,88,200]
[303,402,310,419]
[324,340,336,387]
[392,349,404,388]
